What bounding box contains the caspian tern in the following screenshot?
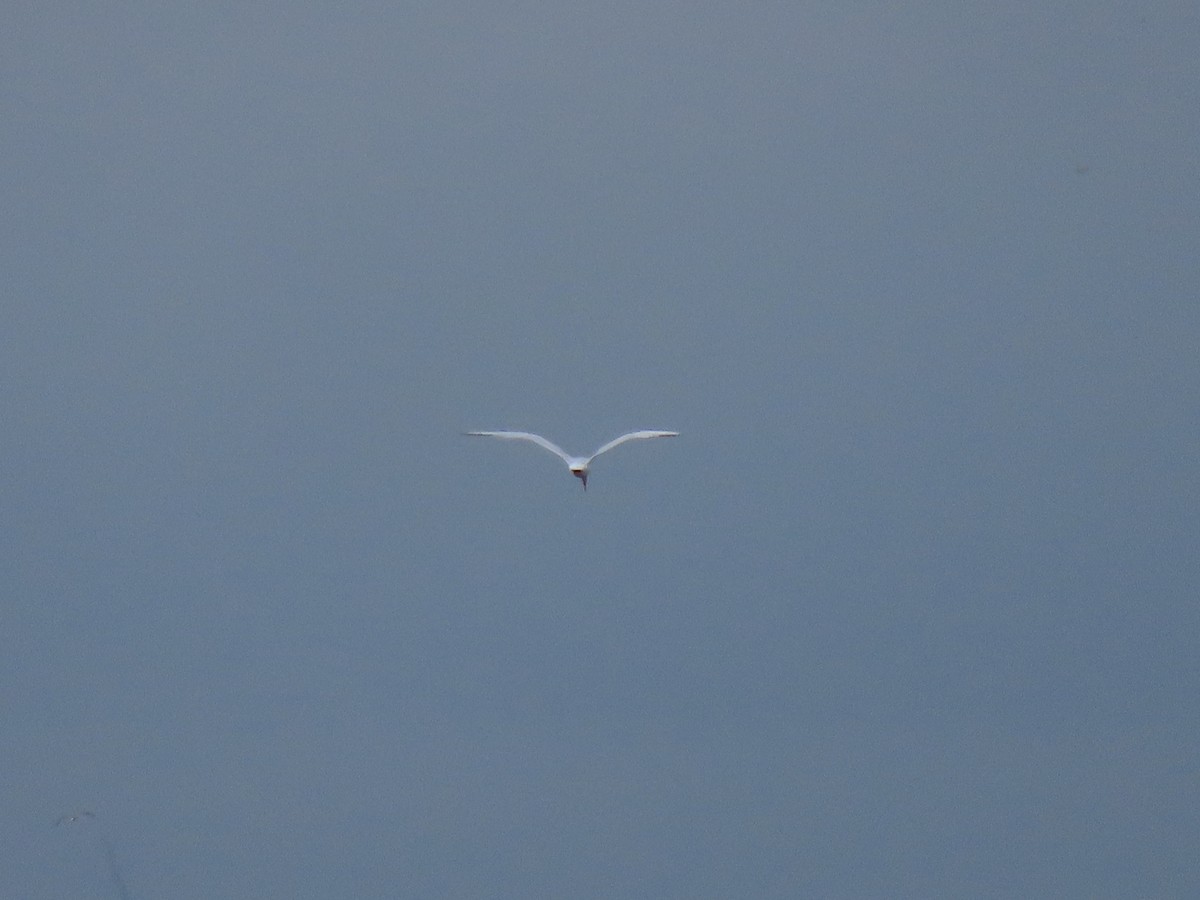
[465,429,678,490]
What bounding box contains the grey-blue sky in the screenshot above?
[4,3,1198,897]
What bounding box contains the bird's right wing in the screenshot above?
[590,430,679,460]
[465,431,573,464]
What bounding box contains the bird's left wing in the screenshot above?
[465,431,573,464]
[589,430,679,460]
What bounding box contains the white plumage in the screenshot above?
[465,429,678,490]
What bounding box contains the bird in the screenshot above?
[54,810,95,827]
[465,429,679,490]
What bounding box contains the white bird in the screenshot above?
[465,429,679,490]
[54,810,95,827]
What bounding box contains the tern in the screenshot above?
[465,429,679,490]
[54,811,95,827]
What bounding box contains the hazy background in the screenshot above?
[4,3,1198,897]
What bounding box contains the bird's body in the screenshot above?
[465,429,678,489]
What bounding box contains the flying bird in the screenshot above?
[465,429,679,490]
[54,810,95,827]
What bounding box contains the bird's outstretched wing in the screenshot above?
[589,430,679,461]
[465,431,573,464]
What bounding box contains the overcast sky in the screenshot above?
[3,3,1198,897]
